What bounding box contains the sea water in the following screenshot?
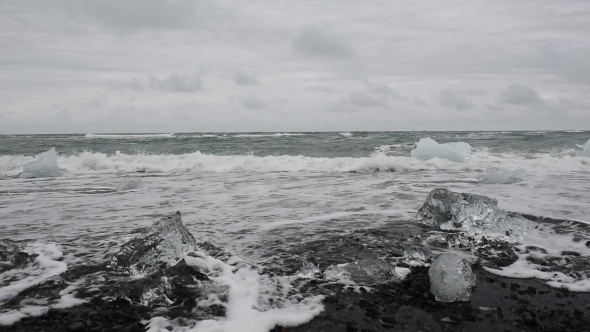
[1,131,590,330]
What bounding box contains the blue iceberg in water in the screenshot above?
[18,148,69,178]
[411,137,471,163]
[583,138,590,157]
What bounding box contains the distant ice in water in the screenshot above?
[18,148,69,178]
[339,132,353,138]
[583,138,590,157]
[116,179,146,192]
[411,137,471,162]
[108,212,198,276]
[480,169,526,184]
[429,253,476,302]
[417,188,532,243]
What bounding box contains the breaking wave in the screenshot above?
[85,133,175,139]
[1,150,589,176]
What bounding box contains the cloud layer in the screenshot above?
[1,0,589,133]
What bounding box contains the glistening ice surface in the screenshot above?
[1,131,590,331]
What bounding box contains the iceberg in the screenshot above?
[480,169,526,184]
[411,137,471,163]
[583,138,590,157]
[417,188,531,243]
[18,148,68,178]
[401,245,432,266]
[428,253,476,302]
[116,180,146,192]
[108,212,198,276]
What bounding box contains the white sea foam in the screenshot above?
[0,243,67,305]
[85,133,175,139]
[2,150,590,176]
[147,250,324,332]
[583,138,590,157]
[233,133,307,138]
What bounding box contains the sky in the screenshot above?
[1,0,589,133]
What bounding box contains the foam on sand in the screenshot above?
[147,250,324,332]
[18,148,69,178]
[411,137,472,162]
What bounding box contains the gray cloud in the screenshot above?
[438,90,475,110]
[234,71,258,85]
[149,74,202,93]
[2,0,590,133]
[501,84,543,105]
[109,80,143,91]
[53,0,198,31]
[293,25,355,59]
[239,94,267,109]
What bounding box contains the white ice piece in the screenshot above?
[295,262,321,279]
[428,254,476,302]
[401,245,432,266]
[410,137,471,163]
[18,148,68,178]
[480,169,526,184]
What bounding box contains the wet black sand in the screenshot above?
[3,264,589,332]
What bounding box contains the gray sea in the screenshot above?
[1,131,590,330]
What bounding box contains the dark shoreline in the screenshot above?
[4,265,589,332]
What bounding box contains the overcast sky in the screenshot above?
[1,0,589,133]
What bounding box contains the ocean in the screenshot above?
[1,131,590,331]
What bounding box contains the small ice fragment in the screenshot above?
[0,240,36,271]
[108,212,198,276]
[342,258,398,285]
[324,265,351,282]
[411,137,471,163]
[116,180,146,192]
[428,254,475,302]
[583,138,590,157]
[401,245,432,266]
[18,148,68,178]
[480,169,526,184]
[295,262,321,279]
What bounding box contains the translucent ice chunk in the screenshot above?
[345,258,398,284]
[480,169,526,184]
[324,264,351,283]
[325,259,398,285]
[295,262,321,279]
[401,245,432,266]
[411,137,471,163]
[583,138,590,157]
[116,180,146,192]
[417,188,531,243]
[0,240,36,271]
[428,254,476,302]
[18,148,68,178]
[108,212,198,276]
